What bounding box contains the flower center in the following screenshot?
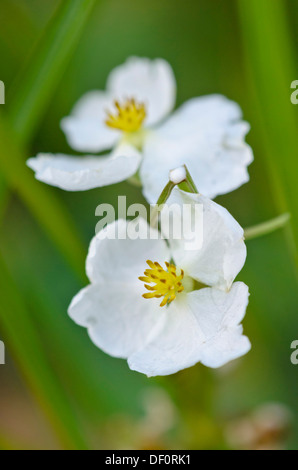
[139,260,184,307]
[105,98,146,133]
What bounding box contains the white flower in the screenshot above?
[68,188,250,377]
[27,144,141,191]
[27,57,253,198]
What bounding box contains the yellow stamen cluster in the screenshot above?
[105,98,146,132]
[139,260,184,308]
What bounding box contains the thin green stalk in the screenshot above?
[8,0,97,145]
[150,181,176,227]
[0,0,98,277]
[0,112,86,280]
[244,213,290,240]
[150,165,200,227]
[0,0,96,449]
[158,165,200,204]
[0,253,88,449]
[183,164,199,194]
[237,0,298,263]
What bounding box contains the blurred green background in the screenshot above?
[0,0,297,450]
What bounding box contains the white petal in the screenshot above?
[187,282,249,336]
[106,57,176,126]
[86,218,170,283]
[61,91,120,152]
[69,218,170,358]
[128,282,250,376]
[27,144,141,191]
[160,188,247,291]
[68,283,163,359]
[200,327,251,369]
[128,294,205,377]
[140,95,253,203]
[192,283,251,368]
[159,94,244,135]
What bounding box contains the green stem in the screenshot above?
[0,0,98,276]
[0,0,97,449]
[150,181,176,228]
[237,0,298,264]
[0,113,86,281]
[150,165,200,227]
[183,164,199,194]
[244,213,290,241]
[0,253,88,449]
[8,0,97,145]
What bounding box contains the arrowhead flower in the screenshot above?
[27,143,141,191]
[27,57,253,199]
[68,188,250,377]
